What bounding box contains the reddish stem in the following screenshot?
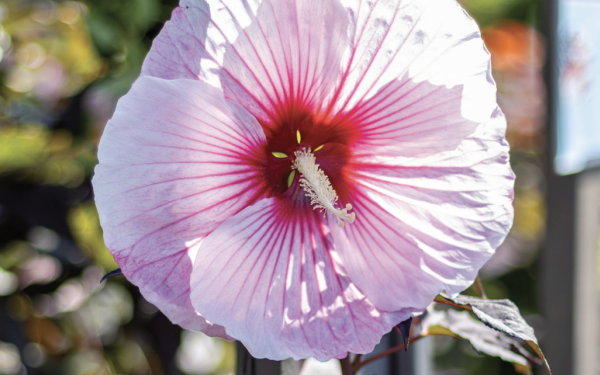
[353,335,424,372]
[340,354,353,375]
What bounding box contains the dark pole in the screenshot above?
[540,0,600,373]
[540,0,575,373]
[236,342,282,375]
[541,174,576,375]
[235,333,418,375]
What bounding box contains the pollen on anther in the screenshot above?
[272,151,288,158]
[292,148,356,226]
[296,130,301,144]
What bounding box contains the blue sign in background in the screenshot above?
[555,0,600,175]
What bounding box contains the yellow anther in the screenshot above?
[296,130,301,144]
[314,144,324,152]
[287,170,296,188]
[272,152,288,158]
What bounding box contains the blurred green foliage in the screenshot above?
[0,1,233,374]
[462,0,542,27]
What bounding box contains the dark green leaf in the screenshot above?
[434,293,551,374]
[421,306,537,374]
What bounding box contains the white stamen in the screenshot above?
[292,148,356,227]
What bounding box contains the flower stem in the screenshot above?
[353,336,425,372]
[340,354,353,375]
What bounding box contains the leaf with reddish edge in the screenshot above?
[421,306,539,375]
[434,293,551,374]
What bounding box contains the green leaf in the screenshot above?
[434,293,551,374]
[422,306,538,375]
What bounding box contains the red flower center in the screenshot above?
[260,108,355,200]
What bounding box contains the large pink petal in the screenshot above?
[189,196,415,360]
[332,108,514,312]
[328,0,496,157]
[142,0,349,125]
[141,0,215,82]
[220,0,349,124]
[93,77,267,336]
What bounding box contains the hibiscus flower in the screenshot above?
[92,0,514,361]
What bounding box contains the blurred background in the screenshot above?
[0,0,589,374]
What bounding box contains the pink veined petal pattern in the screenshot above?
[93,0,515,361]
[334,108,513,313]
[142,0,349,125]
[93,77,266,337]
[189,195,416,360]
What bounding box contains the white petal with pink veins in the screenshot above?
[333,108,514,312]
[143,0,350,125]
[347,75,480,158]
[336,0,495,112]
[141,1,216,81]
[93,77,267,336]
[219,0,350,123]
[190,197,415,360]
[329,0,496,156]
[97,0,516,360]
